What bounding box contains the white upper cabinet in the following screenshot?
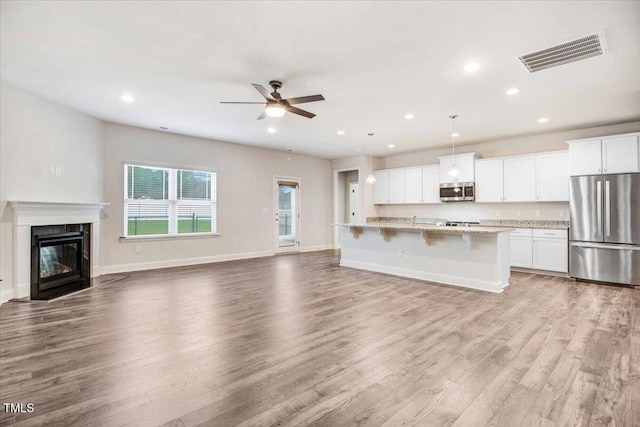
[404,167,423,203]
[503,155,536,202]
[568,133,640,176]
[422,165,441,204]
[569,139,602,175]
[602,135,639,174]
[536,151,569,201]
[388,169,405,204]
[475,158,504,202]
[439,153,477,184]
[373,170,390,204]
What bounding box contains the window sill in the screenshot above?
[119,232,221,243]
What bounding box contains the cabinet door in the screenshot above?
[388,170,405,204]
[404,167,423,203]
[422,165,441,204]
[569,139,602,175]
[373,171,389,204]
[503,156,536,202]
[475,159,504,202]
[603,135,639,173]
[456,154,476,183]
[536,151,569,201]
[510,236,533,268]
[532,238,568,272]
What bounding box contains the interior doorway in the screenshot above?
[333,169,361,248]
[274,176,300,254]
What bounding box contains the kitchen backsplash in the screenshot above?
[375,202,570,222]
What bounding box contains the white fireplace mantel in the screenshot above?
[9,201,109,300]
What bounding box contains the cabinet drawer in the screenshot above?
[510,228,532,237]
[532,229,567,239]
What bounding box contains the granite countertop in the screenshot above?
[336,223,514,235]
[365,217,569,230]
[478,219,570,230]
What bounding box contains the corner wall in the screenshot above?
[0,81,105,302]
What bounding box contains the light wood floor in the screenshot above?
[1,250,639,427]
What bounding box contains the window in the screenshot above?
[124,164,216,237]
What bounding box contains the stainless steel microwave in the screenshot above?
[439,182,475,202]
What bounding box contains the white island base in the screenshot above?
[339,224,512,293]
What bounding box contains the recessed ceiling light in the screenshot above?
[337,130,345,135]
[506,88,520,95]
[464,62,481,73]
[451,133,460,137]
[120,94,135,103]
[287,157,292,161]
[356,148,361,152]
[537,117,549,123]
[388,144,395,148]
[404,114,415,120]
[267,127,277,134]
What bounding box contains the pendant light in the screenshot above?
[366,132,376,184]
[447,114,461,180]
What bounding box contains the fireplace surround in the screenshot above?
[8,201,108,301]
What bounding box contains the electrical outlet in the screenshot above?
[535,210,541,217]
[397,249,403,257]
[55,166,61,176]
[135,245,142,253]
[49,166,56,175]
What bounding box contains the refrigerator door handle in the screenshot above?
[571,241,640,251]
[596,180,602,237]
[605,180,611,237]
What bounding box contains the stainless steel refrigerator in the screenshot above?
[569,173,640,286]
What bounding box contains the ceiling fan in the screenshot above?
[221,80,325,119]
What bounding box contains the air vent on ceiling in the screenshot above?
[518,31,608,73]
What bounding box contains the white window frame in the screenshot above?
[123,163,217,239]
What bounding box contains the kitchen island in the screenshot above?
[338,223,514,293]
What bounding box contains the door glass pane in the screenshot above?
[278,184,296,245]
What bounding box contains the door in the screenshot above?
[475,158,504,202]
[569,139,602,175]
[536,151,569,201]
[422,165,441,203]
[510,236,533,268]
[373,170,389,204]
[503,155,536,202]
[533,238,568,272]
[388,170,405,204]
[604,173,640,244]
[348,183,359,224]
[404,167,423,203]
[602,136,639,174]
[570,175,603,242]
[275,178,300,253]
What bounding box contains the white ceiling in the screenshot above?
[2,1,639,159]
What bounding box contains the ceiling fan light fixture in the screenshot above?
[265,104,286,117]
[366,174,377,184]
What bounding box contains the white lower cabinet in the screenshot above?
[509,229,533,268]
[532,229,568,272]
[510,228,568,273]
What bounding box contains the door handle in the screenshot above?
[596,180,602,236]
[605,180,611,237]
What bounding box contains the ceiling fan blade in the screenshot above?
[257,111,267,120]
[286,106,316,119]
[252,84,275,101]
[284,94,325,105]
[220,101,265,104]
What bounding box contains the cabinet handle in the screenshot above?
[598,168,601,172]
[604,168,607,172]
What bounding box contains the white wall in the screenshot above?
[0,80,105,302]
[101,124,333,273]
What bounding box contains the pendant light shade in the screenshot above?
[366,132,376,184]
[447,115,460,180]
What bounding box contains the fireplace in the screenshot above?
[30,224,91,300]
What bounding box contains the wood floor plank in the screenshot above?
[1,251,638,427]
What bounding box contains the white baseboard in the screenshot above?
[101,250,275,275]
[0,287,14,304]
[300,244,334,253]
[511,267,569,278]
[340,259,505,293]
